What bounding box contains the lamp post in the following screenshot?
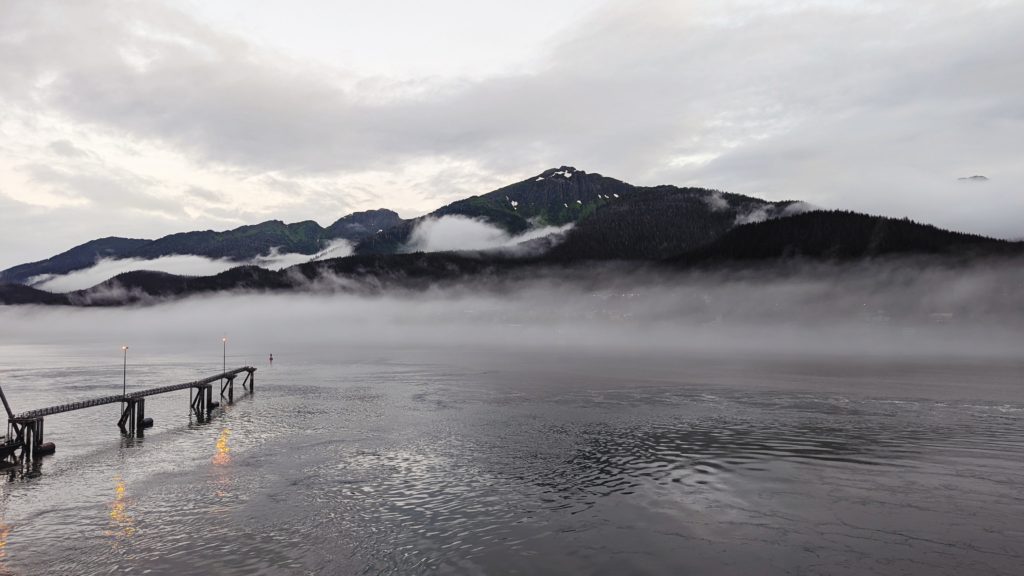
[121,345,128,408]
[222,336,227,381]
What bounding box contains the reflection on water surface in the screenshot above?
[0,350,1020,575]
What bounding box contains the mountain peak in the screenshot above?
[325,208,405,241]
[534,166,587,181]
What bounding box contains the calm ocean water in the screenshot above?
[0,342,1021,575]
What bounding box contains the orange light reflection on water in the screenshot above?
[213,428,231,466]
[0,521,11,568]
[212,428,233,500]
[107,475,135,543]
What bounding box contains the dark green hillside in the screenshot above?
[132,220,327,260]
[131,209,401,260]
[0,283,71,305]
[549,187,799,261]
[0,237,151,285]
[673,211,1022,264]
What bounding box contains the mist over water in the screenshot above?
[0,261,1022,574]
[8,258,1023,359]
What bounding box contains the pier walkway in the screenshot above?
[1,366,256,461]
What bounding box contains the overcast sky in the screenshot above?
[1,0,1021,268]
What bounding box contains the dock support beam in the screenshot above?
[240,369,254,393]
[190,384,216,422]
[136,398,146,434]
[221,368,254,402]
[9,417,45,459]
[220,375,234,402]
[190,386,205,421]
[118,398,147,437]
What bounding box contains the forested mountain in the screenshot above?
[132,209,405,260]
[672,211,1023,264]
[436,166,632,228]
[3,212,1022,306]
[0,209,401,285]
[325,209,403,240]
[3,167,1023,307]
[0,237,151,284]
[131,220,326,260]
[355,167,809,260]
[549,187,799,261]
[1,167,803,281]
[0,283,74,305]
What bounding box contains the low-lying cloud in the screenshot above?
[30,255,244,293]
[255,238,353,269]
[404,216,573,254]
[704,191,815,225]
[30,240,353,292]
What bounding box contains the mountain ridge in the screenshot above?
[3,167,1021,303]
[0,208,403,285]
[3,209,1021,306]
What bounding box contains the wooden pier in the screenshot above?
[1,366,256,461]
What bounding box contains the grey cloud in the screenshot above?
[23,161,181,217]
[48,139,91,158]
[0,1,906,173]
[0,0,1021,250]
[184,186,227,204]
[0,190,150,269]
[0,192,56,268]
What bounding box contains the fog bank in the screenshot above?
[4,259,1023,363]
